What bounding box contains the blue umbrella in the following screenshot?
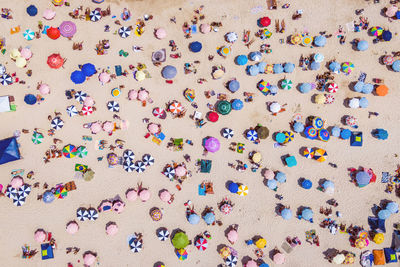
[340,129,351,139]
[359,97,368,108]
[229,182,239,193]
[236,55,248,65]
[275,132,286,144]
[310,61,320,70]
[257,62,267,73]
[24,94,37,105]
[270,85,278,95]
[161,65,177,79]
[249,51,262,61]
[373,129,388,140]
[281,208,292,220]
[203,212,215,225]
[314,35,327,47]
[260,263,270,267]
[299,83,312,93]
[382,30,392,41]
[386,202,398,214]
[43,191,55,203]
[293,122,305,133]
[275,172,286,183]
[397,11,400,19]
[392,60,400,72]
[70,70,86,84]
[329,61,341,73]
[81,63,97,77]
[228,80,240,92]
[273,64,283,74]
[247,130,258,141]
[188,213,200,225]
[267,179,277,190]
[284,62,295,73]
[356,171,371,187]
[353,81,364,92]
[189,41,202,52]
[331,126,341,137]
[247,65,259,76]
[302,209,313,220]
[231,99,243,110]
[357,40,368,51]
[378,209,391,220]
[301,179,312,189]
[362,83,374,94]
[322,180,334,190]
[27,5,38,16]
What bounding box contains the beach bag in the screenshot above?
[372,250,385,265]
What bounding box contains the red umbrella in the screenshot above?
[47,53,64,69]
[259,17,271,27]
[152,107,166,119]
[195,237,208,251]
[47,27,61,40]
[208,111,219,122]
[82,106,93,115]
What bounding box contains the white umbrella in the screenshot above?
[348,98,360,109]
[225,32,238,43]
[118,26,131,38]
[270,102,281,113]
[51,117,64,130]
[107,101,120,112]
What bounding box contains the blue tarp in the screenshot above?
[0,137,21,165]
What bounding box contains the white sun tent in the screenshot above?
[0,96,10,113]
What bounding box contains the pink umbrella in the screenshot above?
[159,190,171,202]
[43,9,56,20]
[34,229,47,243]
[120,120,130,130]
[273,252,285,264]
[38,83,50,95]
[155,28,167,39]
[83,252,97,266]
[200,24,211,33]
[102,121,114,133]
[148,123,160,134]
[106,223,118,236]
[66,221,79,234]
[138,90,149,101]
[90,122,102,134]
[59,21,77,38]
[128,90,138,100]
[20,48,32,60]
[98,72,111,85]
[227,229,238,244]
[83,96,94,107]
[246,260,257,267]
[204,137,220,153]
[112,200,125,214]
[139,189,151,202]
[10,176,23,189]
[263,169,275,180]
[126,189,138,201]
[175,166,187,177]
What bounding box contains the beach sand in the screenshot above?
[0,0,400,266]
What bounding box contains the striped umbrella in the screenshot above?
[195,237,208,251]
[32,132,44,144]
[370,26,383,37]
[89,9,102,22]
[327,83,338,93]
[152,107,166,118]
[123,149,135,162]
[74,91,87,102]
[342,62,354,74]
[23,29,35,41]
[118,26,131,38]
[303,147,314,159]
[63,144,77,158]
[76,146,88,158]
[318,129,330,142]
[123,160,135,172]
[0,74,13,85]
[66,105,78,117]
[246,130,258,141]
[51,117,64,130]
[281,79,293,90]
[312,117,324,129]
[314,148,327,162]
[169,102,183,114]
[283,131,294,143]
[82,105,93,115]
[237,185,248,196]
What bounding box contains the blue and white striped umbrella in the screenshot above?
[246,129,258,141]
[66,105,78,117]
[23,29,35,41]
[74,91,87,103]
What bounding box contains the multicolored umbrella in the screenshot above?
[325,94,335,104]
[246,130,258,141]
[258,80,271,95]
[344,253,355,264]
[304,126,318,140]
[32,132,43,144]
[262,28,272,38]
[195,237,208,251]
[51,117,64,130]
[150,208,163,221]
[345,116,357,127]
[63,144,77,158]
[355,238,367,249]
[303,147,314,159]
[82,105,93,115]
[54,186,68,199]
[76,146,88,158]
[318,129,330,142]
[23,29,35,41]
[291,33,302,44]
[302,35,313,46]
[59,21,76,38]
[383,55,394,65]
[237,185,248,196]
[342,62,355,74]
[314,148,327,162]
[176,249,188,261]
[370,26,383,37]
[169,102,183,114]
[281,79,293,90]
[219,46,231,57]
[66,105,78,117]
[327,83,338,93]
[283,131,294,143]
[312,117,324,129]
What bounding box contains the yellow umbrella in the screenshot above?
[219,246,231,259]
[237,185,248,196]
[255,238,267,248]
[344,253,355,264]
[354,238,367,249]
[265,64,274,74]
[15,57,27,68]
[52,0,64,6]
[373,233,384,244]
[252,152,262,163]
[10,48,21,60]
[135,71,146,81]
[315,94,326,104]
[301,35,313,46]
[291,33,302,45]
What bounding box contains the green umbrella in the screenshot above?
[217,100,232,115]
[281,79,293,90]
[76,146,88,158]
[255,126,269,139]
[172,232,189,249]
[32,132,44,144]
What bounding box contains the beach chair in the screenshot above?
[372,250,385,265]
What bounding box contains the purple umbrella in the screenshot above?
[204,137,220,153]
[59,21,77,38]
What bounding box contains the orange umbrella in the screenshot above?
[47,53,64,69]
[376,85,388,96]
[47,27,61,40]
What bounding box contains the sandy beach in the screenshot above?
[1,0,400,266]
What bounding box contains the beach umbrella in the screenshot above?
[382,30,392,41]
[23,29,35,41]
[176,249,188,261]
[281,208,292,220]
[331,127,341,137]
[18,184,31,197]
[189,41,202,52]
[123,160,135,172]
[11,177,23,189]
[203,212,216,225]
[303,148,315,159]
[70,70,86,84]
[332,254,345,264]
[162,65,177,79]
[67,222,79,235]
[392,60,400,72]
[361,83,373,94]
[373,233,384,244]
[220,203,233,215]
[269,84,278,95]
[129,238,142,253]
[172,232,189,249]
[237,185,248,196]
[247,65,259,76]
[314,53,324,63]
[357,40,368,51]
[356,171,370,187]
[273,253,285,265]
[107,101,120,112]
[273,64,284,74]
[329,61,341,73]
[175,166,187,177]
[225,32,238,43]
[0,65,5,75]
[249,51,262,61]
[142,154,154,166]
[231,99,243,111]
[105,223,118,236]
[276,172,286,183]
[111,87,121,98]
[246,130,258,141]
[163,166,175,179]
[43,191,55,203]
[376,85,388,96]
[327,83,338,93]
[82,105,93,115]
[314,35,326,47]
[345,116,357,127]
[256,126,269,139]
[322,180,335,194]
[66,105,78,117]
[195,237,208,251]
[280,79,293,90]
[134,161,146,173]
[134,70,146,81]
[302,208,313,220]
[15,57,27,68]
[236,55,248,65]
[157,229,170,241]
[314,148,327,162]
[340,129,351,139]
[304,126,318,140]
[159,190,171,203]
[267,179,277,190]
[90,122,102,134]
[284,63,295,73]
[217,100,232,115]
[383,55,394,65]
[32,132,44,144]
[89,9,101,22]
[188,213,200,224]
[51,117,64,130]
[63,144,77,158]
[76,208,89,221]
[24,94,37,105]
[54,186,68,199]
[263,169,274,180]
[275,133,286,144]
[98,72,111,84]
[315,94,326,104]
[312,117,324,129]
[310,61,320,70]
[150,208,163,221]
[270,102,281,113]
[301,179,312,189]
[74,91,87,102]
[225,254,238,267]
[325,94,335,104]
[5,186,17,199]
[284,131,294,143]
[47,53,64,69]
[222,128,234,139]
[10,49,21,60]
[81,63,96,77]
[378,209,391,220]
[169,102,183,114]
[118,26,131,38]
[200,23,211,33]
[370,26,383,37]
[373,128,388,140]
[84,95,95,107]
[125,189,137,201]
[386,202,398,214]
[342,62,354,74]
[349,98,360,109]
[258,80,271,94]
[152,107,166,119]
[344,254,355,265]
[255,238,267,249]
[43,8,56,20]
[13,195,26,206]
[47,27,60,39]
[155,28,167,39]
[318,129,330,142]
[228,80,240,92]
[299,83,312,93]
[386,5,398,17]
[208,111,219,122]
[246,260,257,267]
[76,146,88,158]
[0,74,13,86]
[259,16,271,27]
[252,152,262,163]
[27,4,38,16]
[302,35,313,46]
[228,182,239,193]
[291,33,302,44]
[59,21,76,38]
[204,137,220,152]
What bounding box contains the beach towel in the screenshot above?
[372,250,385,265]
[384,247,397,263]
[368,217,386,233]
[360,250,373,267]
[198,184,206,196]
[393,230,400,252]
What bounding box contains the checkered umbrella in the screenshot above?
[246,130,258,141]
[123,150,135,162]
[123,160,135,172]
[118,26,131,38]
[129,238,142,253]
[157,229,170,241]
[225,254,238,267]
[163,166,175,179]
[107,101,120,112]
[222,128,234,139]
[74,91,87,102]
[142,154,154,166]
[5,186,18,200]
[89,9,102,22]
[18,184,31,197]
[134,161,146,173]
[66,105,78,117]
[13,195,26,206]
[82,105,93,115]
[23,29,35,41]
[76,207,89,221]
[0,74,13,85]
[51,117,64,130]
[87,208,99,221]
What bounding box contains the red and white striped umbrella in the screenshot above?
[325,94,335,104]
[345,115,357,126]
[169,102,183,114]
[220,204,233,215]
[195,237,208,251]
[327,83,338,93]
[153,107,166,118]
[82,105,93,115]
